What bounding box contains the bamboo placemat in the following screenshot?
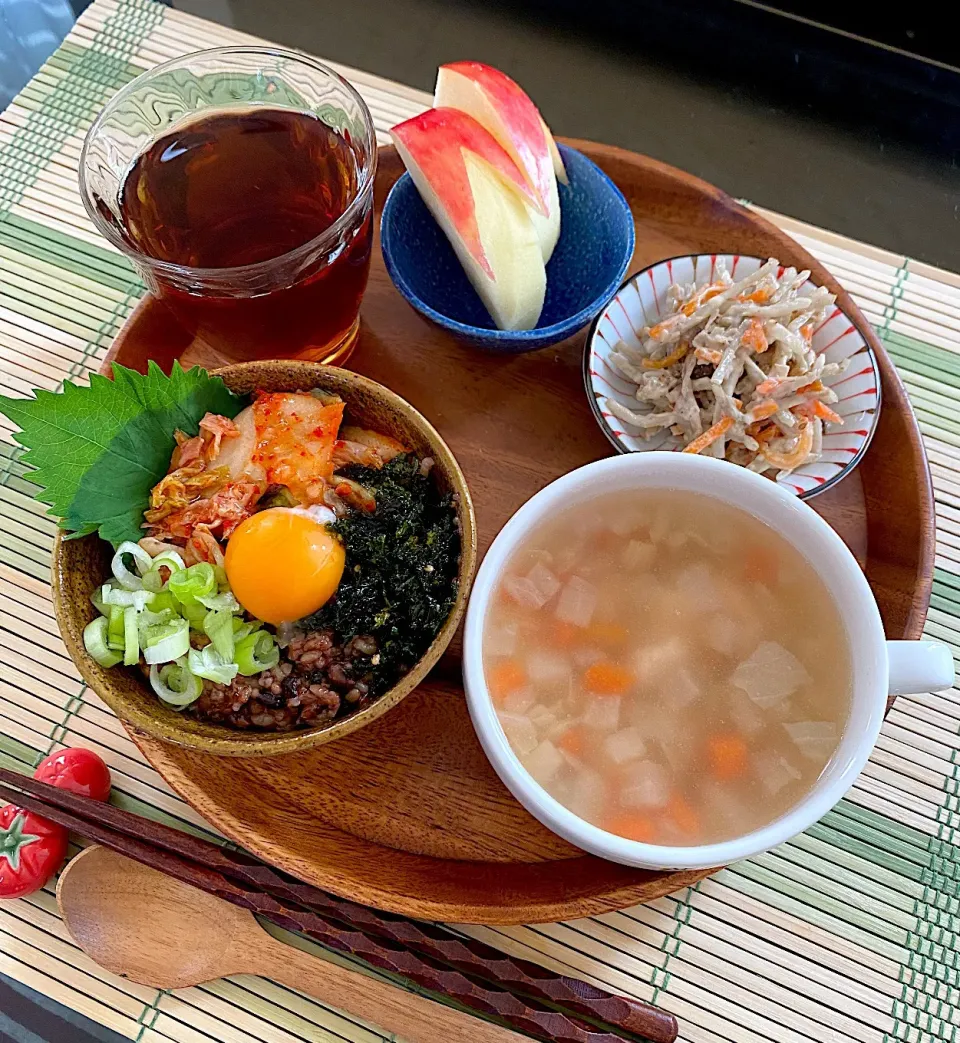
[2,1,959,1041]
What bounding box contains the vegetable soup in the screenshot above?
[483,490,853,846]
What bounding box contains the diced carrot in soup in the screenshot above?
[666,794,701,838]
[546,620,577,647]
[583,662,633,695]
[585,622,630,647]
[602,812,656,843]
[557,725,587,757]
[743,543,779,587]
[706,733,748,780]
[487,660,526,704]
[483,489,852,847]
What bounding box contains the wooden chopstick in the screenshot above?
[3,770,670,1037]
[0,769,678,1043]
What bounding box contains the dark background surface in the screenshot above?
[4,0,958,1039]
[179,0,960,270]
[0,974,127,1043]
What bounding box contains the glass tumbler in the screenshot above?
[79,47,377,364]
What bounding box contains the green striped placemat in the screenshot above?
[2,1,959,1041]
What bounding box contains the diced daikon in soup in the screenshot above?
[482,490,852,847]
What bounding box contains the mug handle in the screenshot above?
[887,641,955,696]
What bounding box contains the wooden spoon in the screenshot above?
[57,846,522,1043]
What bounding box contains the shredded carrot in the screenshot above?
[741,318,768,353]
[603,811,656,843]
[756,426,778,445]
[557,725,587,758]
[755,376,780,397]
[681,283,725,316]
[642,342,688,370]
[796,379,823,394]
[694,346,722,365]
[737,287,774,304]
[707,734,749,780]
[747,400,778,422]
[800,322,814,343]
[666,794,700,837]
[813,400,843,425]
[682,416,734,455]
[747,421,778,445]
[743,542,779,586]
[487,661,526,703]
[583,661,634,695]
[761,421,814,471]
[647,314,683,339]
[586,622,630,646]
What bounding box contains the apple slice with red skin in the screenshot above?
[435,61,566,262]
[391,107,547,331]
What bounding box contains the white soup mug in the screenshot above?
[462,453,953,870]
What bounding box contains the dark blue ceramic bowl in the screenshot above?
[380,144,635,352]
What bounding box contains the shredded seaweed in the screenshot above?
[302,454,459,696]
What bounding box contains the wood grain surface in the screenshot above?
[109,140,932,924]
[57,847,528,1043]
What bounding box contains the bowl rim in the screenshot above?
[582,252,883,502]
[379,143,636,343]
[461,451,888,870]
[52,361,478,758]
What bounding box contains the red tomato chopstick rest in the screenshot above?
[0,747,111,900]
[34,747,112,801]
[0,804,67,899]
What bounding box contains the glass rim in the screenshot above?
[78,45,378,282]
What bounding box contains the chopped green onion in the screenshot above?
[168,562,216,605]
[180,600,208,627]
[142,618,190,665]
[111,541,152,591]
[149,590,178,615]
[235,631,279,676]
[232,619,257,641]
[187,645,238,685]
[141,567,165,593]
[152,550,186,573]
[150,660,202,708]
[142,551,187,592]
[83,617,122,667]
[203,608,235,661]
[107,605,125,650]
[91,585,109,617]
[87,541,264,704]
[197,590,240,613]
[122,606,140,666]
[101,584,155,611]
[139,606,176,629]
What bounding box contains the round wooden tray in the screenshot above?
[108,140,934,924]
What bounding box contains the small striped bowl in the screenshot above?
[584,254,881,499]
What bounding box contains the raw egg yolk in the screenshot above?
[224,508,345,625]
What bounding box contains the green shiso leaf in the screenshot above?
[0,361,243,549]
